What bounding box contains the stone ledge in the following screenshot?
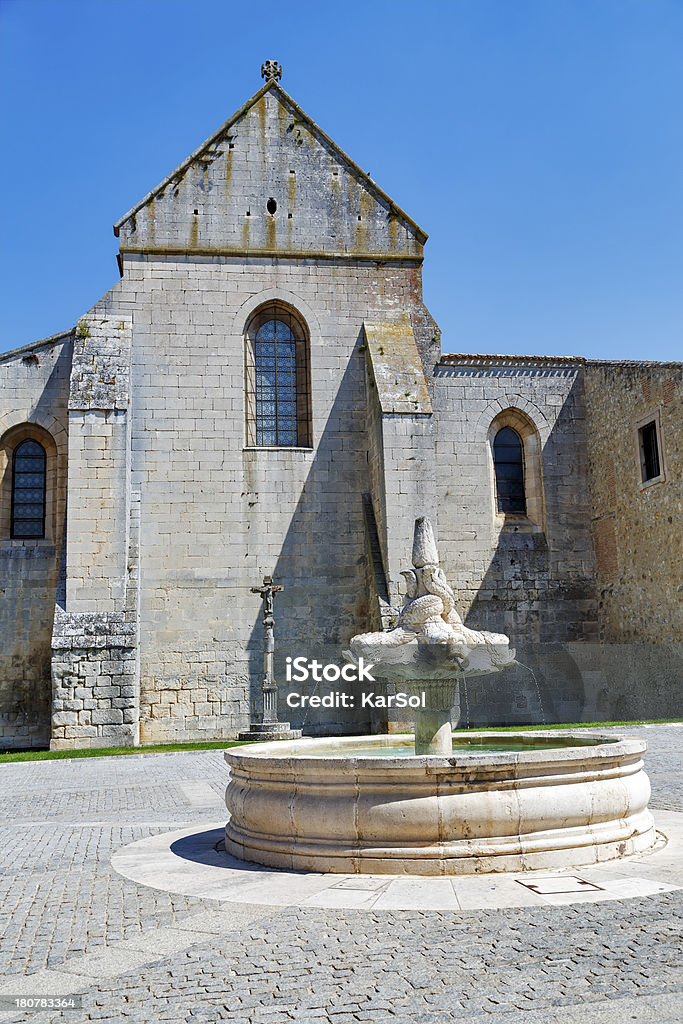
[52,609,136,651]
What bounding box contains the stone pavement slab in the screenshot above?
[109,811,683,910]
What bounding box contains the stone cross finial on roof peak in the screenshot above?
[261,60,283,83]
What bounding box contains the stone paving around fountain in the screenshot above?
[0,726,682,1023]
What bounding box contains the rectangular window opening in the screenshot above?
[638,419,662,483]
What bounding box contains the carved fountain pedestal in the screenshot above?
[399,679,460,755]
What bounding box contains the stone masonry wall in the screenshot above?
[51,609,137,746]
[432,357,599,727]
[363,316,436,607]
[50,292,141,749]
[124,255,425,742]
[576,360,683,723]
[0,335,72,748]
[30,70,433,747]
[116,84,424,260]
[585,361,683,642]
[434,357,598,643]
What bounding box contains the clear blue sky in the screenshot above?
[1,0,681,360]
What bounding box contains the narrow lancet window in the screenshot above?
[493,426,526,514]
[11,439,47,538]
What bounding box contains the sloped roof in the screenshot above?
[114,80,427,244]
[438,353,683,369]
[0,329,75,365]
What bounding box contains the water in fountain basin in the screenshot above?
[255,734,616,758]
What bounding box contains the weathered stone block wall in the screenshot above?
[65,307,132,612]
[51,609,138,749]
[433,358,598,644]
[366,357,387,582]
[116,85,424,260]
[124,254,425,742]
[585,361,683,642]
[363,317,437,608]
[379,413,437,603]
[49,293,141,749]
[0,335,71,748]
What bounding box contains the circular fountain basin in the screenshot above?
[224,732,656,875]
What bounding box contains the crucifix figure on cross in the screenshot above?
[250,575,283,726]
[251,574,284,628]
[238,577,301,742]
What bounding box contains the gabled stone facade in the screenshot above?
[1,68,681,749]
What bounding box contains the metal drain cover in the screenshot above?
[516,875,604,895]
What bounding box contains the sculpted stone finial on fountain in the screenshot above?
[348,517,516,753]
[350,516,515,677]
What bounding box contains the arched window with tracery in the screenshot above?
[11,439,47,538]
[493,426,526,514]
[245,303,312,447]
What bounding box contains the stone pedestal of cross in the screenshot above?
[238,575,302,742]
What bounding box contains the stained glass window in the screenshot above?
[11,439,46,538]
[245,305,311,447]
[493,427,526,514]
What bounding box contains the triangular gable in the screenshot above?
[114,81,426,259]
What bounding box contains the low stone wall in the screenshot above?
[51,609,139,749]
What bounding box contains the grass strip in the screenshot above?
[0,739,249,764]
[2,719,681,763]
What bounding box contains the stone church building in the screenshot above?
[1,63,681,750]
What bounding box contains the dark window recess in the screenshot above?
[493,427,526,514]
[11,439,47,539]
[245,305,311,447]
[267,197,277,214]
[639,420,661,482]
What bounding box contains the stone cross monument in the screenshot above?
[238,575,302,742]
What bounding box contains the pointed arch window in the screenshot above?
[245,303,312,447]
[493,426,526,514]
[11,439,47,538]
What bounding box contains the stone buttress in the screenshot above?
[50,300,141,749]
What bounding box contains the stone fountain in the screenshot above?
[345,517,516,755]
[224,518,656,875]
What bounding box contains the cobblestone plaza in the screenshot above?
[0,725,681,1022]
